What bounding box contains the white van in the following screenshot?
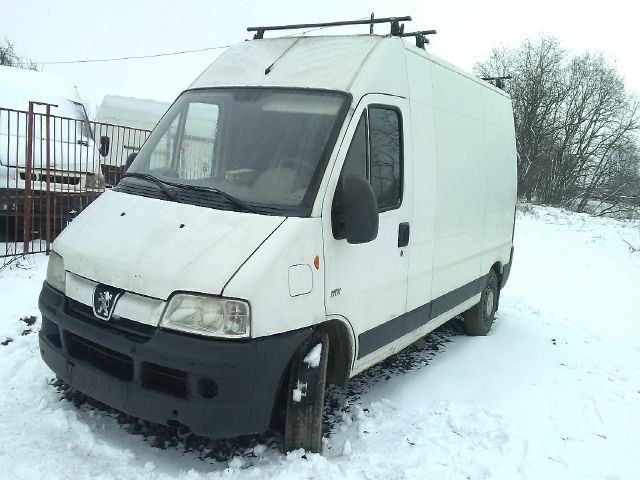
[95,95,169,186]
[38,26,516,453]
[0,66,103,232]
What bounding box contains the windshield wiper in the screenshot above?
[121,172,178,202]
[121,172,257,213]
[174,183,258,214]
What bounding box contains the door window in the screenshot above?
[338,106,403,211]
[341,113,367,179]
[369,107,402,210]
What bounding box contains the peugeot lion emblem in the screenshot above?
[92,284,123,321]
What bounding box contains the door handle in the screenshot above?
[398,222,410,247]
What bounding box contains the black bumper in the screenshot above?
[38,282,311,438]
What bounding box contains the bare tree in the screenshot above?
[475,36,640,215]
[0,39,38,70]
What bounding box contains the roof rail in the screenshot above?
[247,16,412,39]
[400,30,437,49]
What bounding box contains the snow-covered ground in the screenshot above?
[1,205,639,479]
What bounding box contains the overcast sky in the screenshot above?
[2,0,639,117]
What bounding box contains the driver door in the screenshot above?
[322,94,412,372]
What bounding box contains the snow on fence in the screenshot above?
[1,104,151,263]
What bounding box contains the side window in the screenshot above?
[341,112,367,179]
[369,107,402,210]
[337,106,403,212]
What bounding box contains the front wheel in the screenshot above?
[283,332,329,453]
[463,270,499,336]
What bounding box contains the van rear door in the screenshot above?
[323,94,412,370]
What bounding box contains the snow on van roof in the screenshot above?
[0,65,82,112]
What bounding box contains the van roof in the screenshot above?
[0,65,83,112]
[190,35,509,100]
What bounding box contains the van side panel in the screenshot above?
[480,89,518,275]
[346,47,516,375]
[430,62,486,298]
[405,52,437,312]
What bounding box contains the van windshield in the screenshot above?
[125,88,348,215]
[70,101,94,140]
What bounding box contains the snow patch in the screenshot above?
[303,343,322,368]
[341,440,352,457]
[252,444,266,456]
[292,381,307,403]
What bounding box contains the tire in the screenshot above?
[463,270,499,336]
[283,332,329,453]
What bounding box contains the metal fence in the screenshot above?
[1,103,151,262]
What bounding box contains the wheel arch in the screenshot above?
[315,317,355,386]
[269,317,355,431]
[489,261,503,309]
[490,261,503,287]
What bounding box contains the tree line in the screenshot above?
[475,36,640,216]
[0,39,37,70]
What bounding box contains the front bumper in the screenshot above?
[38,282,311,438]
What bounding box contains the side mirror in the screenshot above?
[125,152,137,170]
[342,175,379,244]
[98,136,110,157]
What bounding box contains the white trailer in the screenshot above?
[39,21,517,453]
[94,95,169,186]
[95,95,168,163]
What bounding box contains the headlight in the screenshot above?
[46,251,66,293]
[85,173,105,190]
[160,294,250,338]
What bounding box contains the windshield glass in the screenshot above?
[126,88,348,213]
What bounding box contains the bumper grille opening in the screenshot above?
[20,172,81,185]
[41,318,62,347]
[66,332,133,381]
[142,363,187,398]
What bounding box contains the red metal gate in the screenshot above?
[1,104,151,262]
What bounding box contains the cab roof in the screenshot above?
[190,35,508,101]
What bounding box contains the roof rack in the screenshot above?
[400,30,437,49]
[247,16,412,40]
[481,76,512,90]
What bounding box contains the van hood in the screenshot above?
[53,190,286,300]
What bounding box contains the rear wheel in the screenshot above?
[463,270,499,336]
[283,332,329,453]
